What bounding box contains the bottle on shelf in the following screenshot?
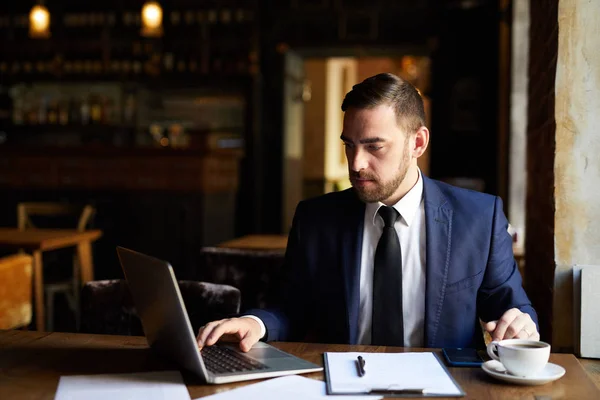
[221,9,232,24]
[58,97,69,125]
[124,92,137,126]
[104,96,116,125]
[171,11,181,26]
[12,98,24,125]
[27,106,38,125]
[47,99,58,124]
[177,59,186,73]
[164,53,174,72]
[80,95,90,125]
[208,9,217,24]
[184,11,194,25]
[90,94,102,124]
[37,96,48,125]
[197,11,205,24]
[68,97,81,125]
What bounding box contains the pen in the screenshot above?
[356,355,366,377]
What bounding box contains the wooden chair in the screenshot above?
[17,202,96,331]
[0,254,33,329]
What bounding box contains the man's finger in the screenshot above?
[197,320,226,348]
[502,313,530,339]
[205,320,248,346]
[518,324,539,340]
[520,316,539,340]
[239,329,261,352]
[515,329,530,339]
[492,308,521,341]
[484,321,497,332]
[220,333,243,343]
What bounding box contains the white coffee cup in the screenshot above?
[486,339,550,377]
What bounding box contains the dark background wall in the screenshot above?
[429,3,501,196]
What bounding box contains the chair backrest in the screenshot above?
[79,279,241,336]
[17,202,96,232]
[196,247,285,311]
[0,254,33,329]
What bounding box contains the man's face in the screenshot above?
[341,104,413,204]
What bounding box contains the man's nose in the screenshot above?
[348,148,368,172]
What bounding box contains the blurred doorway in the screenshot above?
[282,52,432,232]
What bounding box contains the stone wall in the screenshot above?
[553,0,600,351]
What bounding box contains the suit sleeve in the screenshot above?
[243,201,311,342]
[477,196,539,329]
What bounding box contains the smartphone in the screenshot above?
[442,347,484,367]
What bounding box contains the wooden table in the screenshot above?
[1,330,599,399]
[0,228,103,331]
[217,234,288,252]
[580,358,600,391]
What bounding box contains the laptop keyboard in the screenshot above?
[201,345,269,374]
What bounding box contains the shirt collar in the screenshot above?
[366,169,424,227]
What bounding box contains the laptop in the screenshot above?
[116,246,323,384]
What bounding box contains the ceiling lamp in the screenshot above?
[29,4,50,38]
[141,2,163,37]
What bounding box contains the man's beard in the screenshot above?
[350,145,411,204]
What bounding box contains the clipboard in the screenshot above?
[323,352,465,398]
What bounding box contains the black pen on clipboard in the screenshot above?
[356,355,366,377]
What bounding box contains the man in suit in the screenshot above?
[197,73,539,351]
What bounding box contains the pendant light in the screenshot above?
[141,2,163,37]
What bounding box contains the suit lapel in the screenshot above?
[423,177,453,347]
[340,189,365,345]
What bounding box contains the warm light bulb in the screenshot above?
[29,5,50,38]
[142,2,162,30]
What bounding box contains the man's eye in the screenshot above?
[368,145,383,151]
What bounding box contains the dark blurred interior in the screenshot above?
[0,0,513,332]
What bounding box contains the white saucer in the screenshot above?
[481,360,566,385]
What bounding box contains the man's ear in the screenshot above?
[413,126,430,158]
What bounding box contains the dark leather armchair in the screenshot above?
[80,279,241,336]
[196,247,285,311]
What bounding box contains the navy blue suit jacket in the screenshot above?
[249,176,538,348]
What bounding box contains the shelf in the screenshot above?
[0,143,243,158]
[2,124,244,135]
[0,72,257,88]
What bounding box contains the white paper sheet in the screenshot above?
[325,352,462,396]
[195,375,381,400]
[54,370,191,400]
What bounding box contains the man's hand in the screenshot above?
[196,317,262,352]
[484,308,540,341]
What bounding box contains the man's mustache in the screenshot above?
[350,170,378,180]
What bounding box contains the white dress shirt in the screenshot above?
[357,171,426,347]
[246,171,426,346]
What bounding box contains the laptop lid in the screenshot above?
[116,246,208,379]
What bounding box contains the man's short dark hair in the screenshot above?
[341,73,426,134]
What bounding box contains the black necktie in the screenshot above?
[372,206,404,346]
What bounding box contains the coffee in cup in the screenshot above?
[486,339,550,377]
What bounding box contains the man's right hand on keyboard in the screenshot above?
[197,317,262,352]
